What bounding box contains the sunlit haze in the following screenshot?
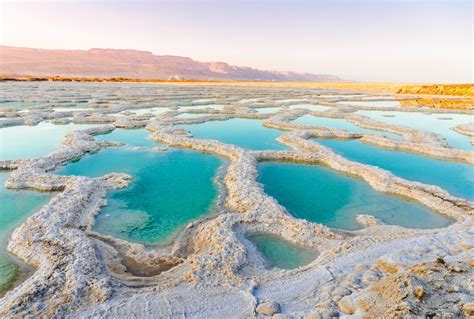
[0,0,472,82]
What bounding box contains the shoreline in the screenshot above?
[1,75,473,98]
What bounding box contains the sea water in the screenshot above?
[248,233,317,269]
[315,139,474,201]
[356,110,473,150]
[179,118,287,150]
[258,162,452,230]
[0,122,97,160]
[293,114,400,140]
[56,147,222,244]
[0,172,51,293]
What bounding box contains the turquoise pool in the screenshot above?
[56,147,222,244]
[258,162,453,230]
[356,110,473,150]
[248,234,316,269]
[179,118,287,150]
[293,114,400,140]
[0,172,51,293]
[0,122,97,160]
[315,139,474,201]
[95,129,157,147]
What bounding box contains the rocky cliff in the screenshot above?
[0,45,341,81]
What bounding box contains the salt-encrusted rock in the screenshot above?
[256,301,280,316]
[337,295,356,314]
[152,145,169,151]
[100,173,132,189]
[50,118,71,125]
[114,116,143,128]
[356,214,381,227]
[23,114,43,125]
[376,258,400,274]
[463,303,474,316]
[0,117,23,128]
[453,122,474,137]
[414,286,424,300]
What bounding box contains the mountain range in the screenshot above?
[0,45,341,82]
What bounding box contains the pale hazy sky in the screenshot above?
[0,0,472,82]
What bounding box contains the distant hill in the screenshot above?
[0,45,341,82]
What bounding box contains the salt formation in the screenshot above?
[0,83,472,317]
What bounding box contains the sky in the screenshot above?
[0,0,472,82]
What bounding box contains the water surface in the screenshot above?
[0,122,97,160]
[258,162,452,230]
[0,172,51,293]
[248,234,316,269]
[357,111,473,149]
[57,148,221,244]
[315,139,474,200]
[95,129,157,147]
[293,114,400,140]
[179,118,287,150]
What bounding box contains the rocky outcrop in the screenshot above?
[256,301,280,316]
[0,45,341,81]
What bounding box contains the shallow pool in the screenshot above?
[179,118,287,150]
[315,139,474,200]
[248,234,316,269]
[356,110,473,150]
[293,114,400,140]
[258,162,453,230]
[0,172,51,293]
[56,147,222,244]
[0,122,98,160]
[95,129,157,147]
